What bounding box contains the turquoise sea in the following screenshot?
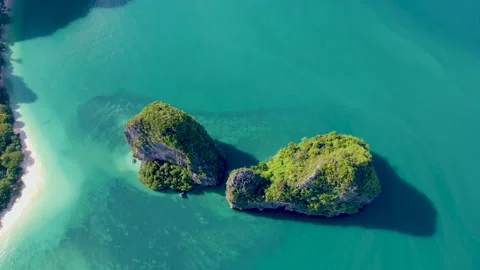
[1,0,479,269]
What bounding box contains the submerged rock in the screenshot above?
[226,132,381,217]
[125,101,226,192]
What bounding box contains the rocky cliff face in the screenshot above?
[125,101,226,190]
[124,125,189,166]
[227,168,378,216]
[226,132,381,217]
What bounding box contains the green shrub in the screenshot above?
[0,123,13,151]
[139,160,193,192]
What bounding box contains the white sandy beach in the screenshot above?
[0,120,42,239]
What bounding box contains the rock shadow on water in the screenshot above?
[11,0,134,42]
[190,140,259,197]
[216,140,259,171]
[2,49,38,106]
[244,153,438,237]
[4,75,37,105]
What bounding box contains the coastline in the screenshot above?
[0,119,41,237]
[0,0,42,238]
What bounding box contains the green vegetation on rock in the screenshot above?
[226,132,381,217]
[125,101,225,192]
[139,161,193,192]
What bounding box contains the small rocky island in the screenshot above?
[125,102,226,192]
[226,132,381,217]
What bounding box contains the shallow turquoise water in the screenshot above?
[1,0,479,269]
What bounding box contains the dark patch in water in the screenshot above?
[215,140,259,171]
[11,0,133,42]
[1,48,38,105]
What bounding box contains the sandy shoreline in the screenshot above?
[0,121,41,238]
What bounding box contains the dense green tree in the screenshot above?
[0,123,13,151]
[139,161,193,192]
